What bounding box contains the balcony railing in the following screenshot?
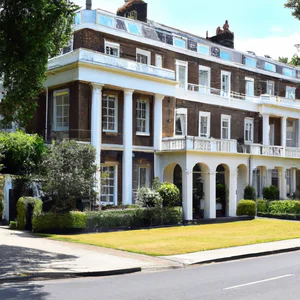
[48,49,176,81]
[161,136,237,153]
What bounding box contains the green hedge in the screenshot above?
[16,197,43,230]
[236,200,256,216]
[257,199,268,213]
[32,211,87,233]
[268,200,300,214]
[86,207,183,229]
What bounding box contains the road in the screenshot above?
[1,251,300,299]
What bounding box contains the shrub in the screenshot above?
[263,185,279,201]
[136,187,162,208]
[236,200,256,216]
[157,182,180,207]
[16,197,43,230]
[257,199,268,213]
[9,221,17,229]
[268,200,300,215]
[32,211,87,233]
[0,199,3,215]
[243,185,256,201]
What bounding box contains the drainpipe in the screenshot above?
[45,88,48,142]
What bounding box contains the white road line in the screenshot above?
[224,274,295,290]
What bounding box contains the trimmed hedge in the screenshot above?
[32,211,87,233]
[86,207,183,229]
[157,182,180,207]
[16,197,43,230]
[236,200,256,216]
[257,199,268,213]
[268,200,300,214]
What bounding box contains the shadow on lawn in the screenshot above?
[0,245,77,277]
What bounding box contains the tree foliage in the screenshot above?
[278,56,289,64]
[285,0,300,20]
[290,54,300,66]
[40,141,97,212]
[0,0,78,126]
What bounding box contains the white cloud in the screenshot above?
[235,33,300,60]
[270,26,284,33]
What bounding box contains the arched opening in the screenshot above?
[173,164,182,196]
[237,164,248,202]
[193,164,203,219]
[216,164,229,217]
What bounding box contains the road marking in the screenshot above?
[224,274,295,290]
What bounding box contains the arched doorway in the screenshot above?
[237,164,248,202]
[193,164,204,219]
[216,164,229,217]
[173,164,182,196]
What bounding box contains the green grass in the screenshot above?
[45,219,300,256]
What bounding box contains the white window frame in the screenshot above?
[266,80,275,95]
[174,107,187,136]
[155,54,163,68]
[54,89,69,132]
[245,77,254,99]
[136,48,151,65]
[102,93,118,133]
[199,65,211,94]
[176,60,188,89]
[138,165,151,188]
[100,163,118,206]
[199,111,211,138]
[221,114,231,140]
[136,97,150,136]
[221,70,231,98]
[104,40,120,57]
[173,36,187,49]
[286,86,296,99]
[244,118,254,144]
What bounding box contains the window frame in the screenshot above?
[173,36,187,49]
[104,40,120,57]
[53,89,70,132]
[197,43,210,55]
[198,65,211,94]
[221,70,231,98]
[266,80,275,95]
[138,165,151,188]
[220,50,231,61]
[98,14,115,28]
[244,57,257,68]
[175,60,188,89]
[100,164,118,206]
[245,77,254,99]
[264,62,276,72]
[136,96,150,136]
[136,48,151,65]
[174,107,187,136]
[126,21,141,35]
[155,54,163,68]
[199,111,211,138]
[244,118,254,144]
[102,93,118,133]
[221,114,231,140]
[285,86,296,99]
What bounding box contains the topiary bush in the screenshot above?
[16,197,43,230]
[236,200,256,216]
[32,211,87,233]
[243,185,256,201]
[263,185,279,201]
[157,182,180,207]
[257,199,268,213]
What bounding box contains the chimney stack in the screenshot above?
[86,0,92,10]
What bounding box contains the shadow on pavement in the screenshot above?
[0,245,77,277]
[0,282,49,300]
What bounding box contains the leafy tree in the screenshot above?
[285,0,300,20]
[0,0,78,126]
[278,56,289,64]
[40,141,97,212]
[290,54,300,66]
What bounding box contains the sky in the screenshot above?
[73,0,300,60]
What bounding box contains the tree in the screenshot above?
[0,0,78,126]
[278,57,289,64]
[40,141,97,212]
[285,0,300,20]
[290,54,300,66]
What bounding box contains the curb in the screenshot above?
[0,267,142,284]
[190,246,300,266]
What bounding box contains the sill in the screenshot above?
[103,131,118,136]
[136,132,150,137]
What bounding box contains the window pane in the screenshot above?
[265,62,276,72]
[127,22,140,35]
[99,15,114,27]
[174,38,186,48]
[102,94,117,131]
[245,57,257,68]
[283,68,296,78]
[220,50,231,60]
[198,44,209,55]
[199,70,209,87]
[139,168,147,187]
[176,116,183,135]
[55,93,69,130]
[178,65,186,88]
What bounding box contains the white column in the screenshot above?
[91,83,103,202]
[278,167,287,199]
[204,172,216,219]
[281,116,287,148]
[122,89,134,205]
[229,172,237,217]
[182,169,193,221]
[262,114,270,146]
[292,168,297,195]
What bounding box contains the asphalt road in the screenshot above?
[1,251,300,300]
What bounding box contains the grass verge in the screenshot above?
[44,219,300,256]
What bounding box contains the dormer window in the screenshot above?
[130,10,137,20]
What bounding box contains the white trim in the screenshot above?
[155,54,163,68]
[104,40,120,57]
[136,96,150,135]
[221,114,231,140]
[102,93,118,133]
[53,89,69,131]
[244,117,254,144]
[199,65,211,94]
[199,111,211,138]
[221,71,231,98]
[136,48,151,65]
[175,107,187,136]
[176,60,188,89]
[245,77,254,82]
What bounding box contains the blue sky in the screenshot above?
[74,0,300,59]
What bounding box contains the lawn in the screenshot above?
[46,219,300,256]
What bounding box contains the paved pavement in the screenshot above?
[1,226,300,281]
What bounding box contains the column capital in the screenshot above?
[91,83,104,93]
[124,89,135,96]
[155,94,165,101]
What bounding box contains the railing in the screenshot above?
[48,49,176,80]
[247,144,284,157]
[161,136,237,153]
[286,147,300,158]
